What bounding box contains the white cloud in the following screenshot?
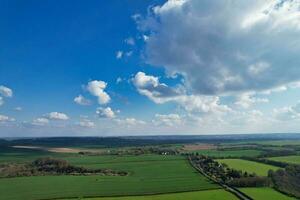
[138,0,300,95]
[115,118,146,126]
[87,80,110,105]
[116,77,123,84]
[273,102,300,121]
[14,107,22,111]
[153,113,182,126]
[248,61,270,76]
[74,95,91,106]
[133,72,230,114]
[261,85,288,95]
[116,51,123,59]
[235,93,269,109]
[96,107,115,119]
[0,114,15,122]
[0,97,3,106]
[45,112,69,120]
[78,119,95,128]
[31,118,49,126]
[133,71,180,104]
[125,51,133,57]
[0,85,13,97]
[143,35,149,41]
[125,37,135,45]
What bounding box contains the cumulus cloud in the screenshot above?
[153,114,182,126]
[0,114,15,122]
[235,93,269,109]
[31,118,49,126]
[45,112,69,120]
[273,102,300,121]
[133,71,180,104]
[116,77,123,84]
[116,51,123,59]
[115,118,146,126]
[137,0,300,95]
[125,37,135,45]
[133,72,230,114]
[77,119,95,128]
[96,107,116,118]
[0,85,13,97]
[74,95,91,106]
[87,80,110,105]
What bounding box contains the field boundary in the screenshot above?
[187,156,253,200]
[42,188,225,200]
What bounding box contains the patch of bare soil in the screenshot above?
[183,143,216,151]
[12,146,104,154]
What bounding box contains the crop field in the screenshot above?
[0,154,218,200]
[191,149,262,158]
[268,155,300,165]
[63,189,237,200]
[216,159,280,176]
[0,146,73,163]
[240,187,296,200]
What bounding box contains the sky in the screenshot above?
[1,0,300,137]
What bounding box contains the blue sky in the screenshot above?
[1,0,300,137]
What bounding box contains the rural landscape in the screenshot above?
[0,134,300,200]
[1,0,300,199]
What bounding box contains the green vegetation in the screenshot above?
[63,189,237,200]
[240,187,295,200]
[190,149,262,158]
[253,140,300,146]
[1,137,300,200]
[269,165,300,198]
[217,159,280,176]
[0,157,127,178]
[0,155,218,200]
[269,155,300,165]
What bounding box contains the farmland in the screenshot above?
[216,159,280,176]
[240,188,296,200]
[268,155,300,165]
[188,149,262,158]
[1,136,300,200]
[0,154,218,200]
[63,189,237,200]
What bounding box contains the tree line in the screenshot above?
[0,157,128,178]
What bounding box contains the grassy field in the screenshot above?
[216,159,280,176]
[0,146,70,163]
[268,155,300,165]
[192,149,262,158]
[0,154,219,200]
[62,189,237,200]
[240,187,295,200]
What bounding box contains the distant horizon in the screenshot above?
[2,132,300,139]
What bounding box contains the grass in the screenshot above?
[216,159,280,176]
[0,154,218,200]
[240,187,295,200]
[62,189,237,200]
[192,149,262,158]
[254,140,300,146]
[268,155,300,165]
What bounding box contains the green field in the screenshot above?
[217,159,280,176]
[193,149,262,158]
[63,189,237,200]
[0,154,218,200]
[240,187,295,200]
[0,146,71,163]
[269,155,300,165]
